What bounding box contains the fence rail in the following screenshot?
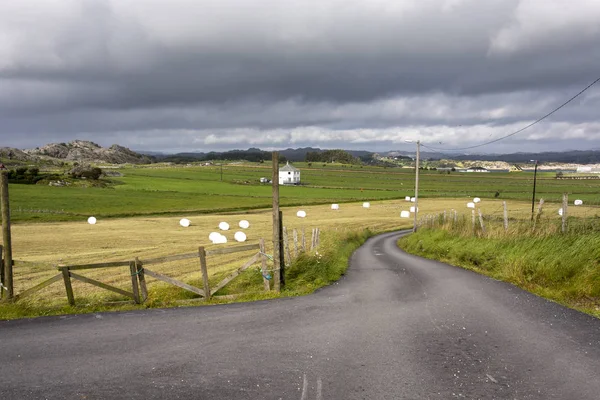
[6,228,322,307]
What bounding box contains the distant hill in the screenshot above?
[154,147,375,163]
[21,140,152,164]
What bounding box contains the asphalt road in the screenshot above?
[1,230,599,399]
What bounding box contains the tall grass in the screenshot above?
[284,228,372,294]
[398,212,600,318]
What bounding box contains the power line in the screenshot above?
[423,77,600,152]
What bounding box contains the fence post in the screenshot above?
[272,151,281,292]
[471,209,476,233]
[1,171,13,300]
[61,267,75,306]
[477,208,486,235]
[129,261,141,304]
[135,257,148,302]
[310,228,315,251]
[283,226,291,266]
[293,229,298,258]
[278,210,285,288]
[532,198,544,232]
[0,244,3,300]
[562,193,568,233]
[503,201,508,232]
[198,246,211,299]
[302,227,306,252]
[316,228,320,248]
[259,238,270,291]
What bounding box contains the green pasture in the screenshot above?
[4,163,600,223]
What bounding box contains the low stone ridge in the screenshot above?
[0,147,34,161]
[23,140,151,164]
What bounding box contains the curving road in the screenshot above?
[1,230,599,399]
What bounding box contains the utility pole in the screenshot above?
[413,140,420,232]
[413,140,421,232]
[272,152,281,292]
[404,139,420,232]
[530,160,538,221]
[1,171,13,300]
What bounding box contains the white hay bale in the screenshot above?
[400,211,410,218]
[558,208,563,216]
[234,231,247,242]
[574,199,583,206]
[218,222,230,231]
[363,202,370,208]
[467,202,475,209]
[239,220,250,229]
[410,206,418,213]
[179,218,191,227]
[473,197,481,203]
[87,216,97,225]
[212,234,228,244]
[209,232,220,241]
[405,196,411,201]
[297,210,307,218]
[331,204,339,210]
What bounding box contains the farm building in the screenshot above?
[279,162,301,185]
[459,166,489,173]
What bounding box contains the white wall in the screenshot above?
[279,170,300,184]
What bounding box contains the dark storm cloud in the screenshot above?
[1,0,599,153]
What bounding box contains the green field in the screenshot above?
[4,163,600,223]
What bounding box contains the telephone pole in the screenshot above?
[414,140,420,232]
[1,171,13,300]
[530,160,538,221]
[406,140,420,232]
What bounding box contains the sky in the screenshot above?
[1,0,600,154]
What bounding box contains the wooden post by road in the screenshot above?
[1,171,13,300]
[278,210,285,288]
[477,208,486,235]
[293,228,298,258]
[272,152,281,292]
[135,257,148,302]
[562,193,568,233]
[198,246,211,299]
[0,244,4,300]
[503,201,509,232]
[259,238,270,291]
[129,261,141,304]
[283,226,291,266]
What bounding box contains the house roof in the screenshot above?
[280,162,299,172]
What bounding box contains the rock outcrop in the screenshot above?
[0,147,34,161]
[24,140,151,164]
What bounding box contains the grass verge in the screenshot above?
[397,228,600,318]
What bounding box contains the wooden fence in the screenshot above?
[5,227,322,306]
[282,226,320,266]
[417,194,573,236]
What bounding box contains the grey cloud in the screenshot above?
[0,0,599,153]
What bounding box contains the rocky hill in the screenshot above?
[21,140,152,164]
[0,147,34,161]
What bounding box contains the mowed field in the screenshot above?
[6,162,600,223]
[1,162,599,313]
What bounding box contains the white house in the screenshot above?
[279,162,301,185]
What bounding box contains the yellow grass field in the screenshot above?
[3,197,596,309]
